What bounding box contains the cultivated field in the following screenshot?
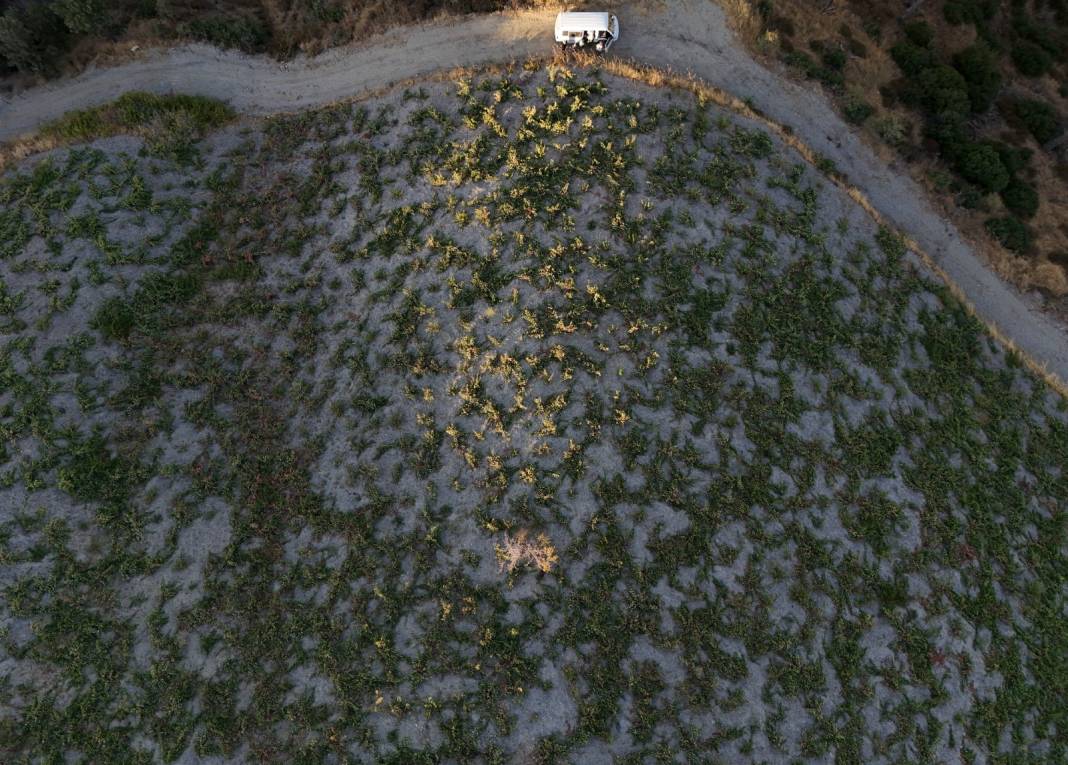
[1,64,1066,763]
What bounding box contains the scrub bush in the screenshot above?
[0,4,67,74]
[992,141,1032,175]
[943,0,997,26]
[1000,179,1039,218]
[903,20,933,47]
[1011,40,1052,77]
[821,47,846,71]
[54,0,105,35]
[842,92,874,124]
[917,66,971,117]
[1006,98,1062,143]
[985,216,1033,252]
[953,43,1001,113]
[872,113,910,145]
[925,114,968,161]
[890,41,934,77]
[182,14,270,53]
[956,142,1009,193]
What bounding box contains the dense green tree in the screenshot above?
[0,4,67,74]
[917,65,971,117]
[1000,179,1039,219]
[1011,40,1053,77]
[985,216,1033,252]
[944,0,997,26]
[1007,98,1062,144]
[957,142,1010,193]
[953,43,1001,113]
[54,0,105,35]
[890,41,934,77]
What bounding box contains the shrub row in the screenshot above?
[1009,9,1066,78]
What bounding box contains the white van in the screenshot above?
[554,11,620,52]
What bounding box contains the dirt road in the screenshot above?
[2,0,1067,387]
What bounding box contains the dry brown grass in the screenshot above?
[716,0,763,40]
[0,134,61,173]
[496,530,558,573]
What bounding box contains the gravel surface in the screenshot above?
[2,0,1066,388]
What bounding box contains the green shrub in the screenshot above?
[903,20,933,47]
[1000,179,1039,219]
[944,0,997,26]
[952,43,1001,113]
[872,113,910,145]
[182,14,269,53]
[137,271,200,306]
[42,107,105,141]
[890,41,934,77]
[843,93,874,125]
[783,50,843,87]
[847,37,867,58]
[927,111,969,150]
[985,216,1033,252]
[821,47,847,71]
[54,0,105,35]
[956,142,1009,192]
[0,5,67,74]
[917,66,971,117]
[1011,40,1052,77]
[56,435,139,521]
[1007,98,1062,143]
[926,113,968,159]
[784,49,816,75]
[93,297,136,340]
[1011,11,1063,58]
[992,142,1032,175]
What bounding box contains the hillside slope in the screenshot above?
[3,0,1067,400]
[1,65,1066,763]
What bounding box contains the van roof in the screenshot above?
[555,11,613,34]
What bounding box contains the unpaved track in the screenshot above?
[3,0,1067,386]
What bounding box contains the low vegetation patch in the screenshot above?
[0,91,237,171]
[1,63,1066,763]
[40,91,234,150]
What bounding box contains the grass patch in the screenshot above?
[38,92,234,157]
